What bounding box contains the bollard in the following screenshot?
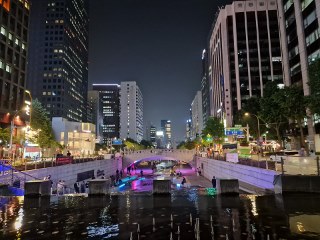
[267,234,270,240]
[129,232,133,240]
[137,223,140,233]
[171,214,173,222]
[190,213,192,225]
[226,234,229,240]
[317,156,320,176]
[210,215,213,222]
[211,225,214,235]
[153,217,155,226]
[177,226,180,235]
[170,232,173,240]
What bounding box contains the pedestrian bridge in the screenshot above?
[122,149,196,167]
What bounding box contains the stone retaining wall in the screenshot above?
[0,159,121,191]
[196,157,278,191]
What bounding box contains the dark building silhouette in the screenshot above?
[90,84,120,145]
[0,0,31,126]
[27,0,89,122]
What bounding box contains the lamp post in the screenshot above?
[25,90,32,127]
[244,112,261,140]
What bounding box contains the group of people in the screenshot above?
[74,181,88,194]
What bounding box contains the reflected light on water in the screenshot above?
[14,208,24,231]
[87,224,119,238]
[247,195,258,216]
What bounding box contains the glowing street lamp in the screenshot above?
[244,112,261,139]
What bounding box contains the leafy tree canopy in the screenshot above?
[202,117,225,144]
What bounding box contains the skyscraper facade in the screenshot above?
[120,81,143,143]
[150,124,156,147]
[201,49,210,126]
[208,0,283,127]
[278,0,319,145]
[0,0,30,126]
[27,0,89,122]
[90,84,120,144]
[191,91,203,139]
[161,120,172,148]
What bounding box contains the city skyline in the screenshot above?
[89,0,229,141]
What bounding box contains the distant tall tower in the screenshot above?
[201,49,210,125]
[161,120,172,149]
[89,84,121,144]
[27,0,89,122]
[186,119,192,141]
[191,91,203,139]
[150,124,156,147]
[208,0,283,127]
[120,81,143,143]
[0,0,31,126]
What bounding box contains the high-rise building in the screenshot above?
[161,120,172,148]
[89,84,120,144]
[191,91,203,139]
[186,119,192,141]
[150,124,156,147]
[27,0,89,122]
[0,0,30,126]
[201,49,210,125]
[120,81,143,143]
[278,0,319,146]
[208,0,283,127]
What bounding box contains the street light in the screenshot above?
[25,90,32,127]
[244,112,261,139]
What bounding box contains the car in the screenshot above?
[270,150,299,162]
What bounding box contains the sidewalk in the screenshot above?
[185,175,212,188]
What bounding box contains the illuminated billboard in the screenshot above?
[0,0,10,12]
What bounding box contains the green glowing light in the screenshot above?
[206,188,217,196]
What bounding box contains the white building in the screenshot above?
[191,91,203,139]
[120,81,144,143]
[208,0,283,127]
[52,117,96,156]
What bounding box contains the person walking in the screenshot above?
[211,176,216,188]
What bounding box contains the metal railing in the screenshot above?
[4,156,104,172]
[196,153,320,175]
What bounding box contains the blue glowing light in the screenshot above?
[176,184,181,187]
[118,184,125,188]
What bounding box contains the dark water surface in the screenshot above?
[0,190,320,239]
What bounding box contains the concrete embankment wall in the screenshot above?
[196,157,278,192]
[0,159,121,191]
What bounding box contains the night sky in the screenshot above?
[89,0,228,142]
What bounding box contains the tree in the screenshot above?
[202,117,225,144]
[259,82,287,142]
[140,139,153,148]
[306,59,320,115]
[0,127,10,146]
[234,97,261,138]
[280,85,307,146]
[28,99,60,153]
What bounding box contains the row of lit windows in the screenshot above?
[0,59,12,73]
[0,26,26,49]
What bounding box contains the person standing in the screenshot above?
[211,176,216,188]
[74,182,80,193]
[80,181,86,193]
[181,177,186,186]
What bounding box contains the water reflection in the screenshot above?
[0,193,319,239]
